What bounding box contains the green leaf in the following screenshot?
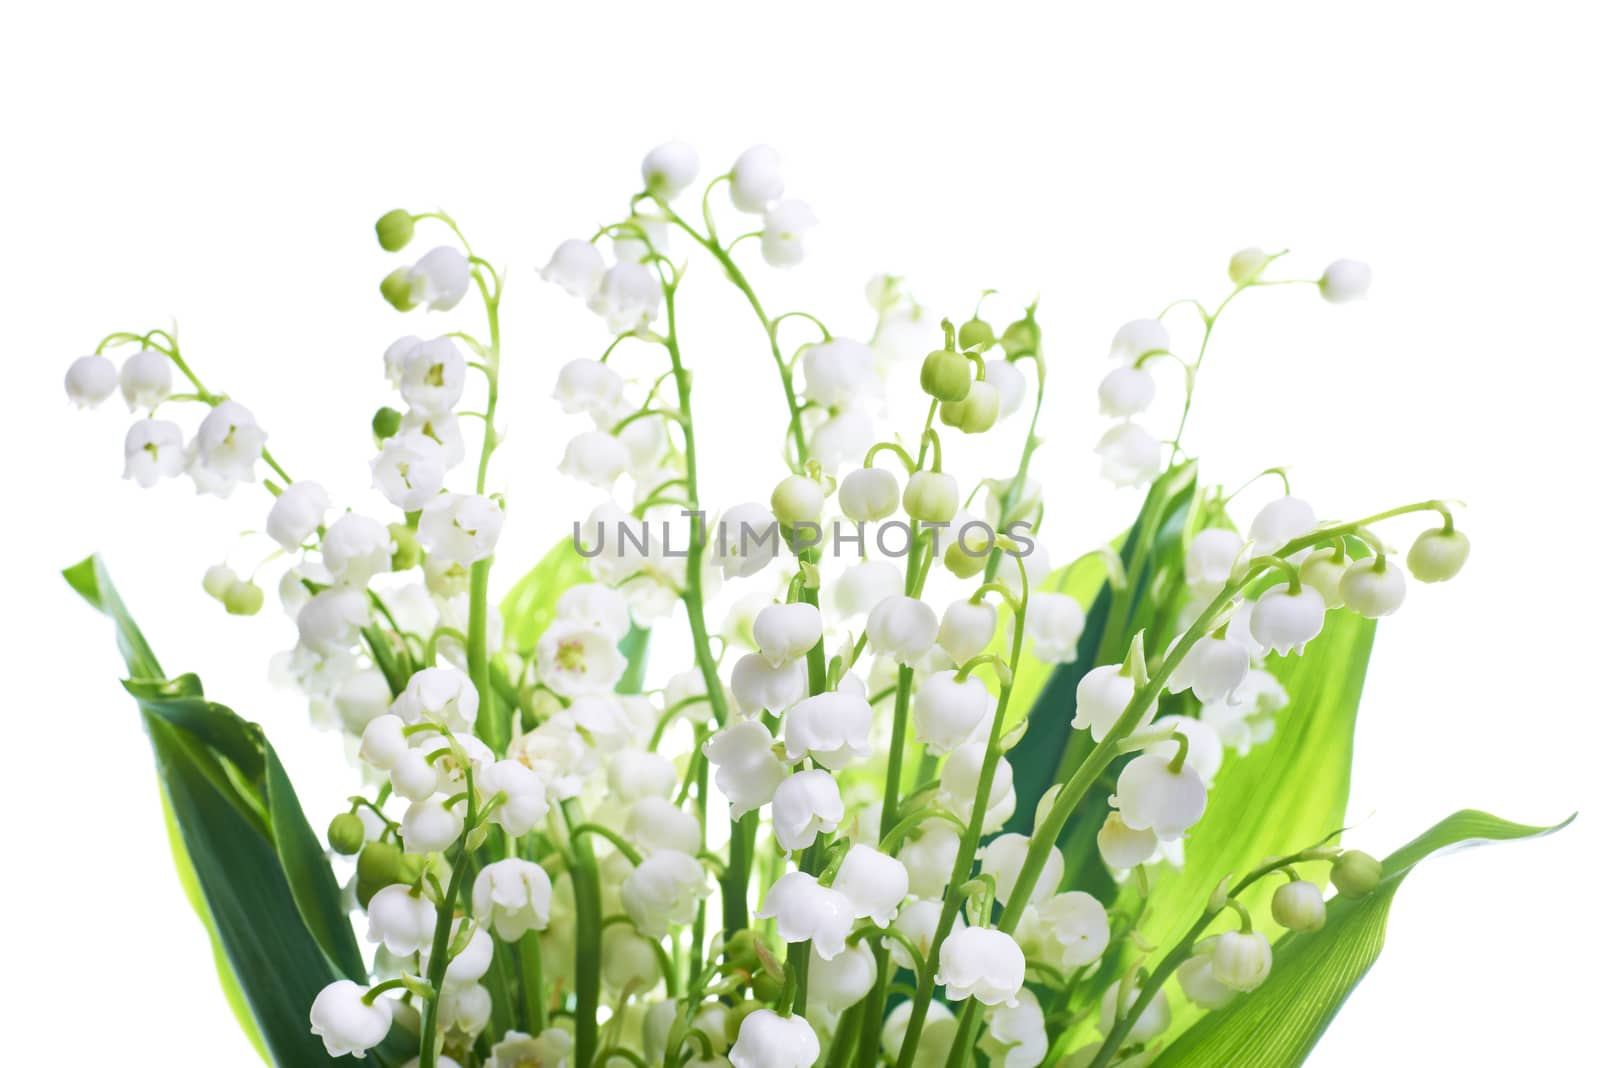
[500,540,595,656]
[1151,810,1573,1067]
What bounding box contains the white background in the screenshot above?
[4,2,1596,1064]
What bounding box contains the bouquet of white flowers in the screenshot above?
[63,142,1565,1068]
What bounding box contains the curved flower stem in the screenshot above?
[467,264,504,752]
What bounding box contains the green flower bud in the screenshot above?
[1406,527,1470,583]
[328,812,367,856]
[222,580,265,617]
[957,317,994,352]
[903,470,959,524]
[375,209,416,252]
[1228,246,1270,285]
[1330,850,1383,898]
[372,406,403,442]
[389,523,421,571]
[357,840,404,888]
[380,267,418,312]
[751,970,783,1003]
[920,349,972,403]
[1271,879,1327,932]
[771,474,825,527]
[202,563,238,602]
[944,538,988,578]
[999,316,1040,356]
[939,380,1000,435]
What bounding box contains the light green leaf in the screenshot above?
[500,540,595,656]
[1151,809,1573,1067]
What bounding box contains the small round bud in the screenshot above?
[1330,850,1383,898]
[357,840,404,888]
[223,580,265,617]
[957,318,994,352]
[1298,548,1348,609]
[380,268,418,311]
[1228,247,1270,285]
[202,564,239,602]
[943,539,988,579]
[999,317,1040,356]
[751,969,783,1003]
[939,380,1000,435]
[329,812,367,855]
[839,467,899,522]
[903,471,959,524]
[375,209,415,252]
[372,406,403,442]
[771,474,825,527]
[389,523,421,570]
[1271,880,1326,932]
[1319,258,1372,304]
[1339,557,1406,618]
[1406,527,1470,583]
[920,349,972,403]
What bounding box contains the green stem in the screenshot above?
[519,931,546,1034]
[563,799,604,1068]
[416,768,477,1068]
[467,266,503,752]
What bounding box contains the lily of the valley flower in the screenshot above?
[771,768,844,852]
[729,1009,818,1068]
[830,844,909,927]
[783,691,873,769]
[472,859,554,941]
[267,479,331,550]
[620,849,709,938]
[419,492,504,565]
[756,870,853,959]
[1113,751,1208,840]
[935,926,1026,1007]
[704,720,787,820]
[309,980,393,1058]
[64,354,117,407]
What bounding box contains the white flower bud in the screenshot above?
[729,1009,818,1068]
[867,595,938,665]
[202,563,238,601]
[1210,929,1272,991]
[903,471,959,523]
[1186,528,1244,594]
[559,430,628,489]
[401,797,463,853]
[1114,752,1208,840]
[1248,496,1316,555]
[771,768,844,852]
[309,980,393,1058]
[371,433,446,511]
[1248,585,1326,655]
[901,822,961,898]
[398,337,467,414]
[478,759,549,837]
[811,407,874,473]
[756,871,853,959]
[366,883,435,955]
[473,859,553,941]
[628,796,700,856]
[937,598,998,664]
[1228,246,1271,285]
[1176,940,1236,1010]
[1037,891,1111,967]
[1098,982,1170,1045]
[323,513,395,587]
[810,939,877,1014]
[1095,422,1161,488]
[913,669,992,756]
[839,467,900,522]
[119,349,172,410]
[832,560,903,619]
[1407,527,1470,583]
[404,246,472,311]
[717,502,781,579]
[359,714,408,770]
[588,260,662,334]
[762,199,818,268]
[642,141,699,199]
[1319,258,1371,304]
[541,239,605,300]
[393,668,479,732]
[1097,810,1159,869]
[1109,318,1171,364]
[784,691,873,769]
[267,480,331,550]
[704,720,786,819]
[296,587,369,655]
[1339,557,1406,618]
[1026,593,1086,664]
[419,492,504,565]
[799,337,874,408]
[771,474,825,527]
[1098,366,1156,417]
[979,834,1063,909]
[939,742,1015,834]
[979,989,1047,1068]
[621,849,709,938]
[1272,879,1326,932]
[65,354,118,408]
[1298,547,1348,609]
[553,357,625,419]
[831,844,909,926]
[986,358,1028,419]
[729,145,784,214]
[602,923,663,991]
[936,927,1025,1006]
[1166,635,1249,705]
[390,747,442,800]
[754,602,823,666]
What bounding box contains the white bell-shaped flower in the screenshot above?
[832,560,903,619]
[1340,557,1406,618]
[64,354,118,408]
[401,796,464,853]
[371,433,446,511]
[1146,716,1224,785]
[1113,752,1208,840]
[731,653,808,716]
[729,1009,818,1068]
[1026,593,1086,663]
[799,337,875,408]
[296,587,369,655]
[831,844,909,927]
[266,480,331,550]
[979,988,1048,1068]
[472,859,553,941]
[419,492,504,565]
[122,419,186,487]
[1248,496,1316,555]
[1098,366,1156,417]
[1186,528,1244,595]
[535,621,625,698]
[939,742,1015,834]
[729,145,785,214]
[559,430,628,489]
[756,871,853,959]
[553,357,625,418]
[901,822,962,898]
[358,714,407,771]
[602,923,663,992]
[1098,982,1171,1045]
[191,400,267,492]
[607,748,677,804]
[704,720,786,820]
[753,602,823,666]
[642,141,700,199]
[914,670,993,756]
[588,261,662,335]
[398,337,467,414]
[1319,258,1371,303]
[333,668,391,733]
[628,796,701,856]
[1248,585,1326,655]
[1298,547,1348,608]
[1036,891,1111,967]
[936,926,1025,1007]
[477,759,549,837]
[1210,929,1273,991]
[1097,810,1159,870]
[1095,422,1161,488]
[762,199,819,268]
[771,769,844,852]
[784,691,873,769]
[888,898,963,972]
[393,668,479,731]
[1177,938,1237,1010]
[1108,318,1171,364]
[486,1030,573,1068]
[1073,665,1142,742]
[366,883,435,955]
[404,246,472,311]
[979,834,1063,909]
[119,349,173,410]
[620,849,708,938]
[322,513,395,587]
[938,598,998,664]
[541,238,605,300]
[309,980,393,1058]
[811,407,874,473]
[986,357,1028,419]
[867,595,938,665]
[809,939,877,1014]
[1167,634,1249,705]
[839,467,900,522]
[716,501,781,579]
[390,747,442,800]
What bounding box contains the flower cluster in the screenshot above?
[67,144,1472,1068]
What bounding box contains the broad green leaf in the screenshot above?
[500,539,594,656]
[1151,810,1572,1067]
